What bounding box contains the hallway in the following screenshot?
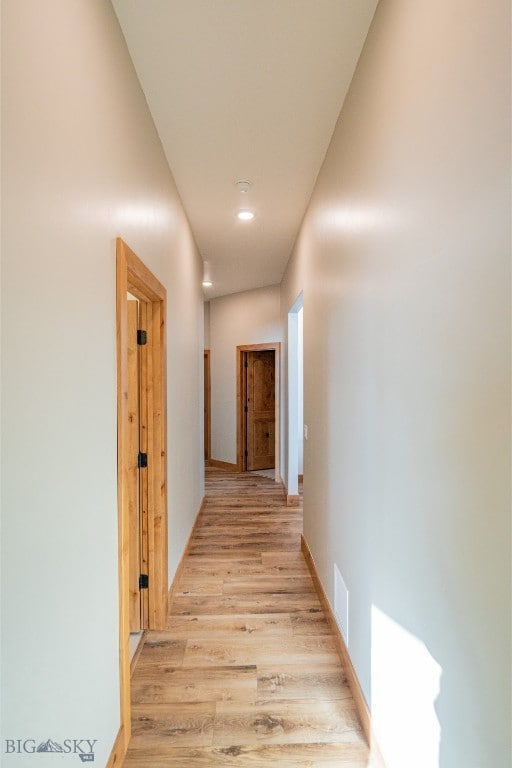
[123,468,370,767]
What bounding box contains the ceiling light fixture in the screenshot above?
[237,210,254,221]
[235,180,251,193]
[202,261,213,288]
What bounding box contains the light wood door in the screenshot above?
[127,299,150,632]
[137,302,149,631]
[127,300,142,631]
[246,350,275,470]
[116,238,169,762]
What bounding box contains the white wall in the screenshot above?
[1,1,203,765]
[281,0,511,766]
[209,286,281,464]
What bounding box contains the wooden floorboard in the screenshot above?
[123,467,372,767]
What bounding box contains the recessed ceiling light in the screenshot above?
[237,210,254,221]
[202,260,213,288]
[236,180,251,193]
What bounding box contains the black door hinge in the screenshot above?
[138,452,148,468]
[139,574,149,590]
[244,360,248,368]
[245,449,248,457]
[137,329,147,346]
[244,405,248,413]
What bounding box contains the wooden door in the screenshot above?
[127,300,141,631]
[246,350,275,470]
[137,302,149,631]
[117,238,169,757]
[127,299,149,632]
[204,350,211,461]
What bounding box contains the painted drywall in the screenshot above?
[1,2,203,765]
[281,0,511,766]
[209,286,282,464]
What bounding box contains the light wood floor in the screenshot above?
[123,467,371,767]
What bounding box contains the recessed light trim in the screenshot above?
[237,210,254,221]
[236,180,251,193]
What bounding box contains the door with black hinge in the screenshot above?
[127,299,149,632]
[245,350,275,471]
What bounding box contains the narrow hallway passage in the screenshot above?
[123,468,370,767]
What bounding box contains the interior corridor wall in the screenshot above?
[280,0,511,766]
[1,1,204,765]
[209,286,281,465]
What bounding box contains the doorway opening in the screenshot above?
[116,238,168,759]
[236,343,280,480]
[286,293,303,504]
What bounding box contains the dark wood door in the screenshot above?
[246,350,275,470]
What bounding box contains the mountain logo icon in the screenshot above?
[36,739,65,753]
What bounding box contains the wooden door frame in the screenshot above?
[236,342,280,480]
[116,238,168,756]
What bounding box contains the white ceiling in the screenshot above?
[112,0,378,299]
